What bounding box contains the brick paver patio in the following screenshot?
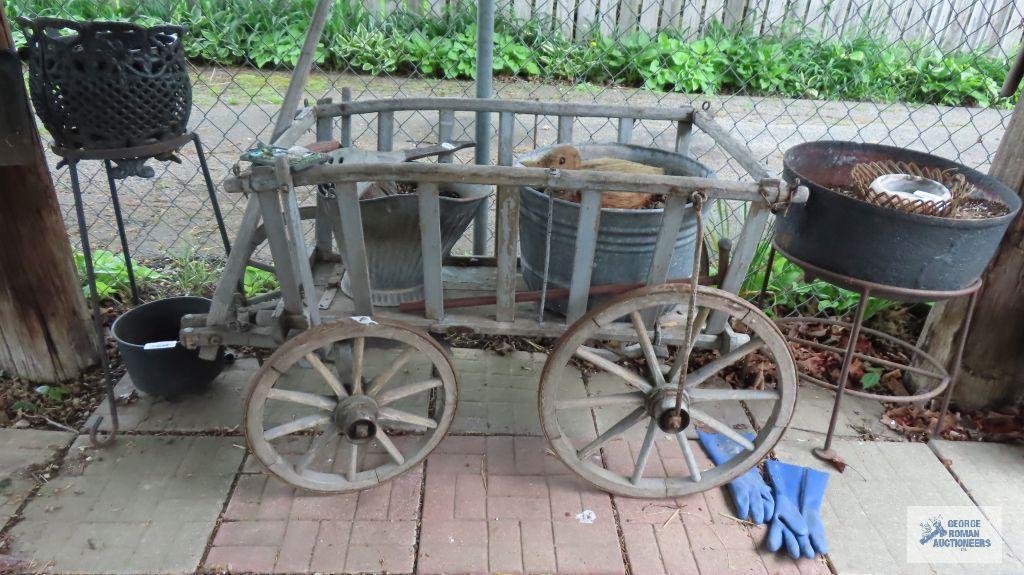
[2,348,1021,574]
[207,436,423,574]
[418,436,624,574]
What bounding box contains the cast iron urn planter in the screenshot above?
[17,17,191,151]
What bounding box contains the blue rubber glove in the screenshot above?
[765,460,829,559]
[697,431,774,525]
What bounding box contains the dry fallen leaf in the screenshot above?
[823,453,847,473]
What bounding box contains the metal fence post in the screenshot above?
[473,0,495,256]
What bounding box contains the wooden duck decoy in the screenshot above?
[520,144,661,209]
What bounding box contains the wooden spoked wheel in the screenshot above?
[244,318,457,492]
[539,284,797,498]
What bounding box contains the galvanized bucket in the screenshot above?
[341,182,489,306]
[517,143,714,314]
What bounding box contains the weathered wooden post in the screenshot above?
[918,96,1024,410]
[0,3,99,381]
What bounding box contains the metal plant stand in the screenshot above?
[57,132,231,446]
[759,245,982,460]
[18,16,236,447]
[57,132,231,304]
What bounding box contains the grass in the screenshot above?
[192,70,331,106]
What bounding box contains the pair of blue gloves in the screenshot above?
[696,431,829,559]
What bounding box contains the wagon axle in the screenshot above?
[647,387,691,433]
[334,395,379,444]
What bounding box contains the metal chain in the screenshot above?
[673,191,706,419]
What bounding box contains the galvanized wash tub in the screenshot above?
[341,182,489,306]
[778,141,1021,293]
[517,143,713,314]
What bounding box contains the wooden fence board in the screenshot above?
[761,0,788,34]
[640,0,662,32]
[977,0,1009,51]
[940,0,972,50]
[576,0,601,37]
[512,0,533,20]
[997,1,1024,56]
[555,0,578,36]
[534,0,555,27]
[678,0,703,36]
[616,0,641,32]
[658,0,683,32]
[417,0,1018,54]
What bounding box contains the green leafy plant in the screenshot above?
[166,247,221,296]
[35,385,70,402]
[10,400,38,413]
[11,0,1018,108]
[244,266,279,297]
[860,366,884,389]
[744,241,895,319]
[74,249,159,302]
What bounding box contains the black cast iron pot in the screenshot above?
[777,141,1020,293]
[112,297,225,397]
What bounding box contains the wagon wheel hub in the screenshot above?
[334,395,379,444]
[647,387,690,433]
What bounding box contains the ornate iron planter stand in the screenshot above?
[58,133,232,447]
[759,246,982,460]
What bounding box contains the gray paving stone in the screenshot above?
[7,435,243,574]
[0,429,75,529]
[87,358,257,433]
[450,349,552,435]
[930,440,1024,568]
[89,348,560,436]
[774,433,1024,574]
[752,380,902,443]
[95,344,861,443]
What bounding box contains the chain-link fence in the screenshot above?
[9,0,1023,315]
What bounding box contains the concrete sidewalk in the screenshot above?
[1,348,1021,574]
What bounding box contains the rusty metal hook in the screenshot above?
[88,371,119,448]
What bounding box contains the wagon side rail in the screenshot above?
[224,164,802,327]
[690,111,778,335]
[216,97,802,347]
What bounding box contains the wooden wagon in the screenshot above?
[176,92,808,498]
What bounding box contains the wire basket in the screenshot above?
[849,160,973,217]
[17,17,191,150]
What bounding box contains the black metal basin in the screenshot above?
[112,297,225,397]
[17,18,191,150]
[777,141,1020,292]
